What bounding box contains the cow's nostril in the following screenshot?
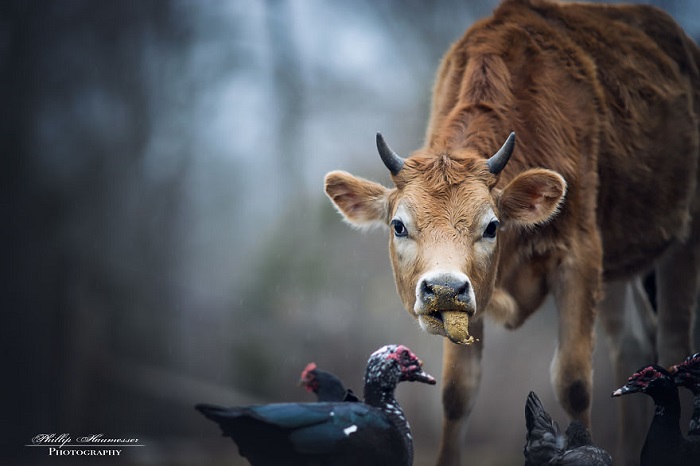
[455,280,470,298]
[420,280,435,299]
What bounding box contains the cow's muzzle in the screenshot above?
[415,271,476,316]
[414,271,477,344]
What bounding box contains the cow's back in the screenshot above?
[539,0,700,278]
[428,0,700,279]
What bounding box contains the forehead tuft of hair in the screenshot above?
[395,153,493,191]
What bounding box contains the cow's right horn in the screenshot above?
[377,132,405,175]
[486,132,516,174]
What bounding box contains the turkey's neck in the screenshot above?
[690,393,700,436]
[364,381,413,464]
[317,384,345,402]
[643,388,684,460]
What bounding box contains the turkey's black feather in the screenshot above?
[524,391,611,466]
[196,402,398,465]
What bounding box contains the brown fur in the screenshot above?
[325,1,700,465]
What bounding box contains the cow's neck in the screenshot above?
[430,115,515,170]
[427,47,514,155]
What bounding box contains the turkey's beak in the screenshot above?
[408,368,437,385]
[611,384,638,397]
[298,374,314,392]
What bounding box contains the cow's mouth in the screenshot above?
[418,310,477,346]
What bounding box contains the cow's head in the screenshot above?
[324,133,566,343]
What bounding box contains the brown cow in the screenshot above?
[324,0,700,464]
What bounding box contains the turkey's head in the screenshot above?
[365,344,436,390]
[612,364,675,398]
[671,352,700,394]
[299,362,320,393]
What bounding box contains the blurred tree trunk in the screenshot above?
[0,1,64,457]
[0,0,191,458]
[266,0,305,198]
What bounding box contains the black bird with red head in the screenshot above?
[197,344,435,466]
[299,362,359,403]
[612,364,700,466]
[671,352,700,436]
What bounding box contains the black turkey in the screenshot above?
[612,364,700,466]
[299,362,359,402]
[672,352,700,436]
[524,391,612,465]
[196,344,435,466]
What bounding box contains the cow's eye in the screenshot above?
[391,219,408,238]
[483,219,499,239]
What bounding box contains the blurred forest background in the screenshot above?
[3,0,700,465]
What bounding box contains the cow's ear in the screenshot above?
[497,168,566,227]
[324,170,391,229]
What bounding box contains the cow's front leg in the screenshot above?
[550,256,602,426]
[436,318,484,466]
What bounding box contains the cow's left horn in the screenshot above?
[377,132,405,175]
[486,132,516,174]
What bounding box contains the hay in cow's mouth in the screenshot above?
[442,310,477,346]
[420,310,477,345]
